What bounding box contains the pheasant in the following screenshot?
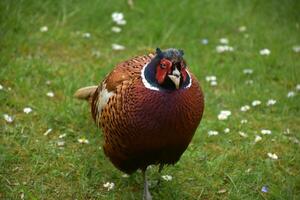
[74,48,204,199]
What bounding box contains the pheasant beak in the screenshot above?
[168,68,181,89]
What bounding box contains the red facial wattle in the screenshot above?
[156,59,172,84]
[181,67,187,82]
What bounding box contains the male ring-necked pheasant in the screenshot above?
[74,48,204,200]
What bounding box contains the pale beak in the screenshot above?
[168,75,180,89]
[168,67,181,89]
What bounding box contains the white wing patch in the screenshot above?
[97,83,115,112]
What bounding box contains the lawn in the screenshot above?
[0,0,300,199]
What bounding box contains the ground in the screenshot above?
[0,0,299,199]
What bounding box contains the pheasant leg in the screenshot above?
[142,169,152,200]
[156,164,164,187]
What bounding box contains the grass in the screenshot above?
[0,0,300,199]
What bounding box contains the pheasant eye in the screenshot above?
[160,59,172,70]
[160,64,166,69]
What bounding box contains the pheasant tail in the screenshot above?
[74,86,98,102]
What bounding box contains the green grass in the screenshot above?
[1,0,300,199]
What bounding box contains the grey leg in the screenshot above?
[142,169,152,200]
[156,164,164,186]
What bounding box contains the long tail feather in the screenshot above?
[74,86,98,101]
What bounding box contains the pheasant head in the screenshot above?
[142,48,191,91]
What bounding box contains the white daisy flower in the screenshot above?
[296,84,300,91]
[221,110,231,116]
[240,105,250,112]
[116,20,126,25]
[210,80,217,86]
[111,26,122,33]
[217,113,227,120]
[239,131,248,138]
[46,92,54,97]
[78,138,89,144]
[82,32,91,38]
[208,130,219,136]
[206,76,217,86]
[243,68,253,74]
[112,12,123,22]
[224,128,230,133]
[23,107,32,114]
[111,12,126,25]
[3,114,13,123]
[283,128,290,135]
[292,46,300,53]
[40,26,48,32]
[254,135,262,143]
[103,182,115,191]
[205,76,216,82]
[57,141,65,147]
[217,189,227,194]
[0,84,3,90]
[238,26,247,32]
[216,46,225,53]
[218,110,231,120]
[287,91,295,98]
[161,175,173,181]
[219,38,229,44]
[216,45,234,53]
[240,119,248,124]
[266,99,276,106]
[43,128,52,136]
[59,133,67,139]
[267,153,278,160]
[112,43,125,51]
[201,38,208,45]
[259,48,271,56]
[20,193,24,200]
[252,100,261,107]
[122,174,129,178]
[261,186,268,193]
[261,129,272,135]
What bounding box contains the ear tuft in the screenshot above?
[179,49,184,57]
[156,48,163,58]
